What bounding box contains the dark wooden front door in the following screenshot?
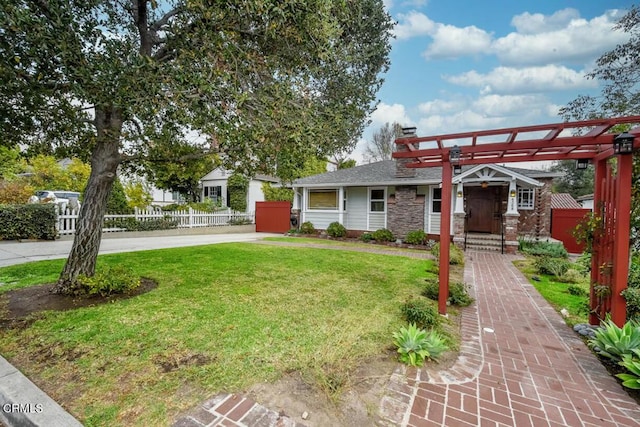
[466,186,505,233]
[467,195,494,233]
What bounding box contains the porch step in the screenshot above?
[464,233,504,252]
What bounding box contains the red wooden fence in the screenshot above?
[550,208,591,254]
[255,201,291,233]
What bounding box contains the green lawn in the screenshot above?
[513,259,590,326]
[0,243,431,426]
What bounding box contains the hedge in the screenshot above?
[0,204,57,240]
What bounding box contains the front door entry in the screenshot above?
[465,186,504,233]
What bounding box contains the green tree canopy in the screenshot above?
[0,0,392,292]
[561,5,640,248]
[550,160,595,198]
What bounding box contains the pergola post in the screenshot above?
[611,154,632,325]
[590,158,606,325]
[439,159,453,315]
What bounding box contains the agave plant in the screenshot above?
[588,318,640,362]
[617,348,640,390]
[392,323,448,367]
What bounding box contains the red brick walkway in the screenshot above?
[381,251,640,427]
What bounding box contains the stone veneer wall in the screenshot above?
[387,186,425,239]
[518,178,553,238]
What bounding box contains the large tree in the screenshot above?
[364,121,403,163]
[550,160,595,198]
[1,0,392,293]
[560,5,640,248]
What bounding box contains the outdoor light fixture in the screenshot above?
[510,189,516,198]
[481,181,488,189]
[449,145,461,163]
[453,164,462,174]
[576,159,589,170]
[457,190,463,198]
[401,126,417,136]
[613,132,636,155]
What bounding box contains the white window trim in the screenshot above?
[306,188,340,211]
[369,187,386,213]
[517,188,535,210]
[431,186,442,215]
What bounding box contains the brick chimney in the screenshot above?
[395,130,417,178]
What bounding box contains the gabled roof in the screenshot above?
[293,160,559,188]
[551,193,584,209]
[452,164,543,187]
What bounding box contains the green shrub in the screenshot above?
[360,232,373,242]
[372,228,394,242]
[567,283,588,297]
[300,221,315,234]
[404,230,426,245]
[617,349,640,389]
[518,239,568,258]
[430,242,464,265]
[228,217,252,225]
[422,278,473,307]
[103,217,179,231]
[588,318,640,362]
[559,269,584,284]
[533,256,570,277]
[401,298,439,329]
[392,323,448,366]
[326,222,347,238]
[622,287,640,323]
[449,282,474,307]
[227,173,249,212]
[0,204,57,240]
[77,265,141,297]
[628,253,640,289]
[575,252,592,275]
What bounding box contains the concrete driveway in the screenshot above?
[0,232,283,267]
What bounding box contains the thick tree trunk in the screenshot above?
[54,107,123,294]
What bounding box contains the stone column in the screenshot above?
[453,212,466,250]
[504,213,519,254]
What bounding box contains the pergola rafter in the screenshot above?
[395,115,640,167]
[393,115,640,325]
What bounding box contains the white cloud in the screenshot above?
[510,8,581,34]
[417,110,506,135]
[393,11,436,40]
[493,9,629,65]
[472,94,548,117]
[418,99,465,115]
[444,65,597,95]
[370,102,412,127]
[423,24,492,59]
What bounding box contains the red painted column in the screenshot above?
[590,158,606,325]
[611,154,632,326]
[439,160,453,315]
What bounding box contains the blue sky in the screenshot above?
[350,0,635,165]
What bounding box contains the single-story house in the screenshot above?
[292,158,562,252]
[576,193,594,210]
[199,167,279,212]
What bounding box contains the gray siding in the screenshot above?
[369,212,386,230]
[303,212,339,229]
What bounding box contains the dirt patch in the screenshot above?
[0,278,157,328]
[247,353,400,427]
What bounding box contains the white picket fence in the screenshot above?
[57,206,255,236]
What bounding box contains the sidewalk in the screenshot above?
[381,251,640,426]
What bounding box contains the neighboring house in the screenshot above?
[292,158,561,251]
[576,193,594,210]
[199,167,279,212]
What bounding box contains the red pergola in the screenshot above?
[393,116,640,326]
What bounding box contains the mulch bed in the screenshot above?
[0,278,157,329]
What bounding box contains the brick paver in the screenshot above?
[380,251,640,427]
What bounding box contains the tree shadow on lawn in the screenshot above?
[0,278,158,329]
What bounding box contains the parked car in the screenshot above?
[33,190,81,209]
